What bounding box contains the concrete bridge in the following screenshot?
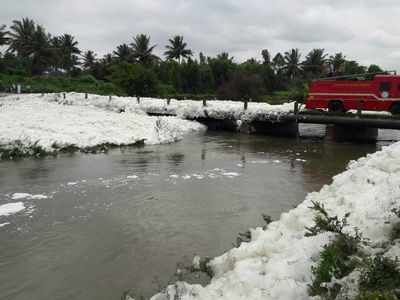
[150,101,400,143]
[52,93,400,143]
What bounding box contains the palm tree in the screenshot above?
[53,34,80,72]
[29,25,53,74]
[283,48,302,79]
[113,43,133,62]
[130,34,158,65]
[261,49,271,65]
[82,50,96,71]
[328,53,346,76]
[0,25,10,48]
[272,53,285,74]
[164,35,192,63]
[303,48,328,77]
[216,52,234,62]
[8,18,36,57]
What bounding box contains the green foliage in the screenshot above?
[0,18,386,101]
[307,202,400,300]
[0,73,121,94]
[305,201,350,236]
[309,233,360,298]
[356,291,399,300]
[217,71,266,101]
[287,84,309,103]
[391,208,400,241]
[306,201,362,299]
[130,34,158,65]
[359,255,400,294]
[164,35,193,62]
[109,63,158,97]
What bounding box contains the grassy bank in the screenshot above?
[0,74,123,95]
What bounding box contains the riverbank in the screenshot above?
[0,94,205,159]
[0,93,294,159]
[148,141,400,300]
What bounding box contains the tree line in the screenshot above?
[0,18,384,101]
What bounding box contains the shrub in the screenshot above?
[109,63,159,97]
[356,291,398,300]
[305,201,350,237]
[359,255,400,294]
[309,233,360,298]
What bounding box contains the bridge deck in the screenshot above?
[293,111,400,129]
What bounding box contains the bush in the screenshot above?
[0,73,122,95]
[309,233,360,298]
[305,201,350,237]
[359,255,400,294]
[109,63,159,97]
[217,72,265,101]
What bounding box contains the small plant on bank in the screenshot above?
[356,291,399,300]
[306,201,362,299]
[391,208,400,241]
[309,233,361,299]
[358,255,400,298]
[305,201,350,237]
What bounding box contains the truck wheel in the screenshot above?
[390,103,400,115]
[328,100,344,113]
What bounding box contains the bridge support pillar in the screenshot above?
[250,120,299,137]
[326,125,378,143]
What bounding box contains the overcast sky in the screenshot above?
[2,0,400,70]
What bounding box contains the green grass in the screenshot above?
[0,74,123,95]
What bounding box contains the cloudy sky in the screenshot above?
[2,0,400,70]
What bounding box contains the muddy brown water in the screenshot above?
[0,125,397,300]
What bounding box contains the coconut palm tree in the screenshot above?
[303,48,328,77]
[53,34,80,72]
[82,50,96,71]
[113,43,133,62]
[328,53,346,76]
[283,48,302,79]
[29,25,53,74]
[0,25,10,48]
[8,18,36,57]
[164,35,192,63]
[130,34,158,65]
[272,52,285,74]
[261,49,271,65]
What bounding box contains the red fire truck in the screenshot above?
[305,72,400,114]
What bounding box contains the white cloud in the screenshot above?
[1,0,400,70]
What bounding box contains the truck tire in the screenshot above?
[390,102,400,115]
[328,100,344,113]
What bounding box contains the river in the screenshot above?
[0,125,397,300]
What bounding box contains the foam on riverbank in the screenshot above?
[0,95,205,158]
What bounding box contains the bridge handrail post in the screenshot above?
[294,101,300,122]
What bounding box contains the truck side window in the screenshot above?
[380,82,391,92]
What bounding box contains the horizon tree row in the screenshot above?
[0,18,385,100]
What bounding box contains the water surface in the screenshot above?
[0,126,396,300]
